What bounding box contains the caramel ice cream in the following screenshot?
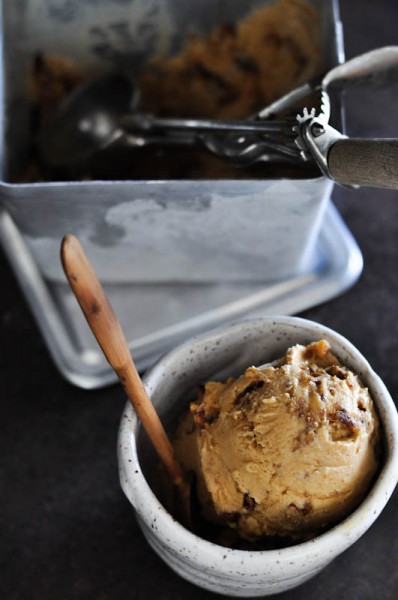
[139,0,321,120]
[174,340,381,542]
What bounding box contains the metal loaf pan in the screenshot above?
[0,0,343,284]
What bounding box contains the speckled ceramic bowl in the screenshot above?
[118,316,398,597]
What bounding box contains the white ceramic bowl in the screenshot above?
[118,316,398,597]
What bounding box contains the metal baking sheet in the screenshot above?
[0,201,362,389]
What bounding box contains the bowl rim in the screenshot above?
[118,315,398,565]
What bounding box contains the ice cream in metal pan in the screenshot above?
[0,0,341,285]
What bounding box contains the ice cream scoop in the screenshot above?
[36,72,292,168]
[174,339,380,542]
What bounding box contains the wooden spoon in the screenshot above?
[60,234,192,528]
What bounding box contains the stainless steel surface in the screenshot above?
[0,201,363,389]
[0,176,334,284]
[122,115,288,134]
[0,0,343,285]
[293,89,335,169]
[299,118,346,179]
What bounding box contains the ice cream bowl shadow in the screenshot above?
[118,316,398,597]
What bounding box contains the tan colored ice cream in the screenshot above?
[139,0,321,120]
[174,340,381,542]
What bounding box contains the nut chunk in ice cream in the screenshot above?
[174,340,380,541]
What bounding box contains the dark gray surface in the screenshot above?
[1,1,398,598]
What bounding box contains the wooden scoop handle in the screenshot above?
[60,234,187,490]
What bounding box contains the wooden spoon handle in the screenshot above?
[60,234,186,489]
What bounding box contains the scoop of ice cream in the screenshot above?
[174,340,380,541]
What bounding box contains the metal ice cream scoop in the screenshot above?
[36,46,398,186]
[36,73,293,168]
[221,46,398,171]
